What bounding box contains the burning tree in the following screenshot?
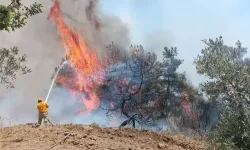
[157,47,206,134]
[48,0,212,134]
[101,45,207,132]
[51,36,209,133]
[102,45,162,126]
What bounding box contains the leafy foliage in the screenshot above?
[194,36,250,149]
[0,47,30,88]
[0,0,42,32]
[0,0,42,88]
[206,104,250,150]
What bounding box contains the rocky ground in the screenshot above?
[0,123,203,150]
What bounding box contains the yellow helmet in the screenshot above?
[37,97,43,102]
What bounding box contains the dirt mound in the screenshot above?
[0,124,203,150]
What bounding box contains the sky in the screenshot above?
[100,0,250,86]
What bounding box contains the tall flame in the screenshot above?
[48,0,105,113]
[48,0,102,74]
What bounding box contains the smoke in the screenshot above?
[143,30,175,61]
[0,0,130,125]
[48,86,122,127]
[54,0,130,58]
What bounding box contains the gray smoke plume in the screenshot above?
[0,0,130,125]
[143,30,175,61]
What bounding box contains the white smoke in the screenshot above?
[48,87,122,127]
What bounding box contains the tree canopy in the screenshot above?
[194,36,250,150]
[0,0,42,88]
[0,0,42,32]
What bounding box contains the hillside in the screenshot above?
[0,123,203,150]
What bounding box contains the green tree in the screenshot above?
[194,36,250,149]
[0,0,42,88]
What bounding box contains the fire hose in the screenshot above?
[47,119,54,126]
[43,61,67,127]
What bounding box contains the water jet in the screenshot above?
[45,61,68,102]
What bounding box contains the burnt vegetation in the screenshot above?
[101,44,208,134]
[98,38,250,150]
[51,36,250,149]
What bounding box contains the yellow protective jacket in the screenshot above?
[37,102,49,113]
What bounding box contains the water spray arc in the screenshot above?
[45,61,68,103]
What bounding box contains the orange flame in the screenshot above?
[181,93,200,120]
[48,0,105,113]
[110,100,114,108]
[48,0,102,74]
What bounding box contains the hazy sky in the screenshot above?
[100,0,250,86]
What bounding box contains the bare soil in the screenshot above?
[0,123,203,150]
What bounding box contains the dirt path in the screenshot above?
[0,123,203,150]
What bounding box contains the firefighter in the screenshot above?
[37,98,49,125]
